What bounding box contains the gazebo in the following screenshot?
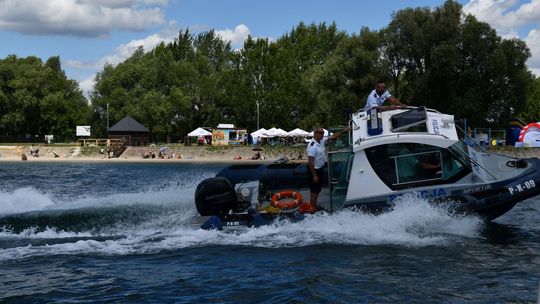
[108,115,150,146]
[188,127,212,137]
[188,127,212,145]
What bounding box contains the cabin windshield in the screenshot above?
[365,142,471,190]
[447,141,472,166]
[391,106,428,132]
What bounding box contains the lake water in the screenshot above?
[0,162,539,303]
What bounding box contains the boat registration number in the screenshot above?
[507,180,536,195]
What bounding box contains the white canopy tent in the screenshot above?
[187,127,212,137]
[250,128,267,138]
[305,128,333,142]
[262,127,288,138]
[276,128,288,136]
[308,128,331,137]
[250,128,267,145]
[287,128,309,137]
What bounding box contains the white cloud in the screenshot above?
[463,0,540,28]
[216,24,251,48]
[66,21,178,70]
[0,0,167,37]
[463,0,517,26]
[463,0,521,37]
[464,0,540,74]
[78,0,169,8]
[78,74,96,96]
[68,23,255,93]
[525,29,540,76]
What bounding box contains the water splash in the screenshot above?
[0,192,484,261]
[0,187,56,214]
[0,226,93,239]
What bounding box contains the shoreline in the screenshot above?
[2,144,540,164]
[0,145,307,164]
[0,157,282,164]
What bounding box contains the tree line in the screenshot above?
[0,0,537,143]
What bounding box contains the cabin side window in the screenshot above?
[365,143,471,189]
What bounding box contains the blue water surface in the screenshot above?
[0,162,539,303]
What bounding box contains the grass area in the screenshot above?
[79,146,99,156]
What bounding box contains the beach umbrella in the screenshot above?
[188,127,212,137]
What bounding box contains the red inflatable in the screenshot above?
[518,123,540,143]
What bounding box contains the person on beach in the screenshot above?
[303,126,350,213]
[364,80,405,110]
[251,152,261,160]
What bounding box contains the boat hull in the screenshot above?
[192,158,540,230]
[343,158,540,221]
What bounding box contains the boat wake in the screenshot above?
[0,188,483,261]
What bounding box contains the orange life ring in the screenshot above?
[271,191,303,210]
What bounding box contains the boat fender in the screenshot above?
[201,216,223,230]
[271,191,303,210]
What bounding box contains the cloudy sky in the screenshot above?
[0,0,538,95]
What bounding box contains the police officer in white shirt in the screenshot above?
[303,126,350,213]
[364,80,404,110]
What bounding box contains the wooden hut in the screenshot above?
[108,115,149,146]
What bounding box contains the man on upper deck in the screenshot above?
[364,80,405,110]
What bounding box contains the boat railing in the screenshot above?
[448,140,498,181]
[328,126,352,152]
[354,105,442,116]
[455,124,490,153]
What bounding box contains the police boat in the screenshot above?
[191,106,540,230]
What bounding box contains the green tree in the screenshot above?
[519,77,540,123]
[91,30,234,141]
[380,0,532,127]
[0,55,89,141]
[306,27,381,128]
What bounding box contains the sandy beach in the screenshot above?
[0,144,307,163]
[2,144,540,163]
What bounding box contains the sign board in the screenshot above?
[217,123,235,129]
[76,126,91,137]
[212,129,246,146]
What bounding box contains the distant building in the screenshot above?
[108,115,149,146]
[212,123,247,146]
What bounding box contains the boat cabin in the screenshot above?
[324,106,472,211]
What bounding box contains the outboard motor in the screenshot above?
[195,177,238,216]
